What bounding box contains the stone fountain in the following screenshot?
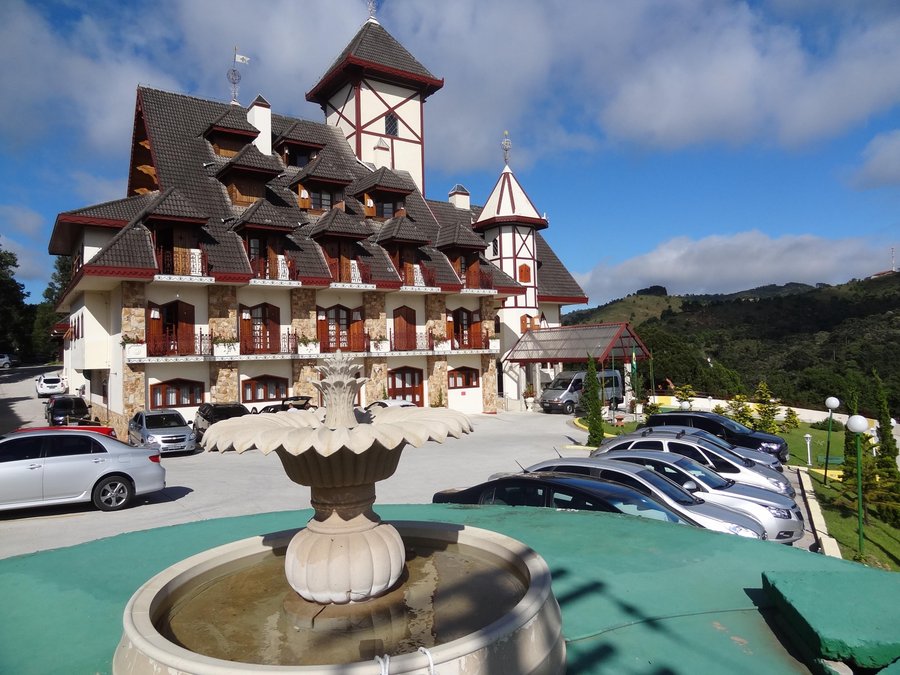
[113,353,565,673]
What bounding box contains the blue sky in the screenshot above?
[1,0,899,308]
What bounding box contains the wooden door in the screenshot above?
[393,306,416,351]
[388,366,423,406]
[176,301,195,355]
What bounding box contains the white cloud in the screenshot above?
[851,130,900,188]
[577,231,880,305]
[0,233,50,290]
[70,172,127,204]
[0,205,44,236]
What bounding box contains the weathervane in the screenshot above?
[227,46,251,104]
[501,130,511,165]
[367,0,378,21]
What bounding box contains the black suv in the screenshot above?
[642,411,789,462]
[193,402,249,441]
[45,395,93,426]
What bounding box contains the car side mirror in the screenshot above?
[187,420,193,426]
[683,480,699,492]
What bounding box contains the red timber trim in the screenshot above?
[439,283,464,293]
[538,294,589,304]
[374,279,403,290]
[297,276,334,287]
[306,56,444,103]
[494,284,527,296]
[55,216,127,228]
[473,215,548,231]
[355,79,362,159]
[358,83,421,141]
[213,273,253,283]
[83,265,156,279]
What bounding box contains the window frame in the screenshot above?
[150,378,205,410]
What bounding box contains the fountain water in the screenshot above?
[113,353,565,673]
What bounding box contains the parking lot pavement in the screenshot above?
[0,406,590,559]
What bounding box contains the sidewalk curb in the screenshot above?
[796,467,842,559]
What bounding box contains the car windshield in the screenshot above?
[545,374,574,391]
[634,468,698,505]
[43,377,60,384]
[672,456,730,489]
[695,437,752,467]
[146,413,187,429]
[606,493,693,525]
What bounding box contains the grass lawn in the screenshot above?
[805,470,900,571]
[781,424,848,471]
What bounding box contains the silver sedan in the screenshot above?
[0,429,166,512]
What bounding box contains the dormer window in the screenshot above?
[376,199,404,219]
[284,146,317,168]
[385,112,399,137]
[310,188,342,211]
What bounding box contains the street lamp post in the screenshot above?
[823,396,840,485]
[804,433,812,466]
[847,414,869,557]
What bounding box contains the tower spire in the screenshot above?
[501,130,511,166]
[367,0,378,23]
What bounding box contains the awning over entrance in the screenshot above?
[504,322,651,365]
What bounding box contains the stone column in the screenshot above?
[426,356,448,408]
[208,286,237,341]
[121,281,147,432]
[209,362,238,402]
[425,293,447,341]
[292,360,320,401]
[291,288,318,341]
[363,291,386,340]
[480,296,498,337]
[481,354,498,413]
[364,358,388,402]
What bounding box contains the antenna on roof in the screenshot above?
[501,130,511,166]
[227,46,250,104]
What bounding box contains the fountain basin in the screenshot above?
[113,521,565,674]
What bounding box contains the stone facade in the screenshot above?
[121,281,147,433]
[425,294,447,340]
[363,291,387,340]
[291,288,318,341]
[292,360,320,400]
[208,286,237,341]
[480,297,498,337]
[427,356,448,407]
[481,354,498,413]
[364,357,388,401]
[209,362,239,403]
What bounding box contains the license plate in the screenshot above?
[167,445,185,451]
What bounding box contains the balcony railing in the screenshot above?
[389,329,434,352]
[249,254,299,281]
[239,331,296,355]
[450,329,491,350]
[463,269,494,290]
[155,247,208,277]
[400,264,437,288]
[348,260,372,284]
[318,329,367,353]
[147,331,212,357]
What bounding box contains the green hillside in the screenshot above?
[563,275,900,415]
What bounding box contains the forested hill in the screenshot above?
[563,275,900,414]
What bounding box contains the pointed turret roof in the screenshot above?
[306,18,443,104]
[472,165,548,232]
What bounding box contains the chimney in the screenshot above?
[448,184,470,210]
[247,94,272,156]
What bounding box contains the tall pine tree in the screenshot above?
[584,355,605,447]
[871,370,900,526]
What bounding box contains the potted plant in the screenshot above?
[369,334,389,353]
[523,384,535,410]
[121,335,146,359]
[296,334,320,355]
[212,334,239,357]
[432,331,450,352]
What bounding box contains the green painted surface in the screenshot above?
[763,570,900,669]
[0,504,893,674]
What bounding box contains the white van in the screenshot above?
[538,370,623,415]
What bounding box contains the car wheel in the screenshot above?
[92,475,134,511]
[563,401,574,415]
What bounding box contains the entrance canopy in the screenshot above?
[504,322,651,365]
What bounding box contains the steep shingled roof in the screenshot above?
[349,166,416,196]
[374,214,430,245]
[306,207,373,240]
[307,19,443,103]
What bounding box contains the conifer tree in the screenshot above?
[871,370,900,526]
[841,391,859,487]
[726,394,754,427]
[584,355,605,447]
[753,381,780,433]
[780,407,800,432]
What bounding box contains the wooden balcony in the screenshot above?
[399,264,437,288]
[147,331,212,357]
[249,255,299,282]
[239,331,296,355]
[155,247,208,277]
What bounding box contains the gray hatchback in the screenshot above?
[128,409,197,454]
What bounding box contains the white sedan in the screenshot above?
[35,373,67,398]
[0,428,166,512]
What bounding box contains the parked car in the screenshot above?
[0,428,165,512]
[642,411,789,462]
[35,373,67,398]
[44,395,92,426]
[128,409,197,454]
[365,398,417,410]
[433,472,698,526]
[0,353,18,368]
[635,426,783,472]
[15,425,117,438]
[251,396,316,414]
[525,457,766,539]
[602,450,804,543]
[594,432,794,497]
[193,402,250,442]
